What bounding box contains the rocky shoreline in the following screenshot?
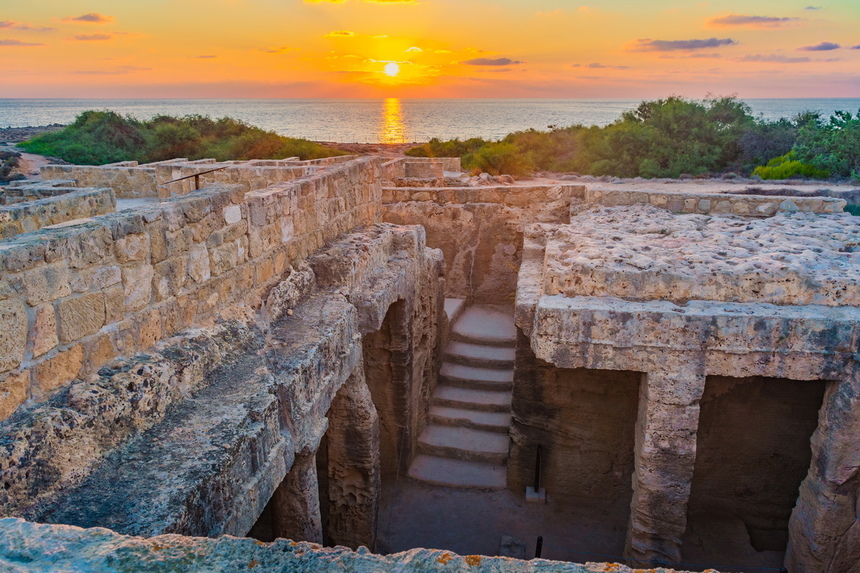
[0,124,65,144]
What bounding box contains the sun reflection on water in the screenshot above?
[379,98,407,144]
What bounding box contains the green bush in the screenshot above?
[19,111,345,165]
[463,141,534,176]
[752,151,829,180]
[793,110,860,178]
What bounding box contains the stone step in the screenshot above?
[439,362,513,390]
[451,305,516,347]
[432,386,512,413]
[417,424,509,465]
[407,455,507,489]
[444,341,515,369]
[429,405,511,433]
[444,298,466,325]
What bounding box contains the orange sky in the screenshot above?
[1,0,859,98]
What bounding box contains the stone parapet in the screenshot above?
[0,157,384,421]
[583,187,846,216]
[40,165,158,198]
[0,187,115,238]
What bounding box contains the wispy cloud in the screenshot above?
[630,38,737,52]
[0,38,45,46]
[852,45,860,50]
[325,30,355,37]
[708,14,801,28]
[406,46,422,52]
[0,21,55,32]
[738,54,811,63]
[805,6,822,10]
[434,49,451,54]
[64,13,114,24]
[265,45,295,53]
[572,62,630,69]
[72,33,113,41]
[73,65,151,75]
[462,57,524,66]
[195,55,217,59]
[798,41,840,51]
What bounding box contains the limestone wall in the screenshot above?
[382,185,577,303]
[583,187,846,216]
[0,157,383,421]
[40,165,158,198]
[0,188,116,239]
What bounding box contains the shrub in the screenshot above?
[793,110,860,178]
[752,151,830,180]
[464,142,534,176]
[19,111,345,165]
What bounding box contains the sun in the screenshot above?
[384,62,400,77]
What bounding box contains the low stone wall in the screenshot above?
[583,187,846,216]
[0,180,80,205]
[40,165,158,199]
[154,163,311,197]
[0,157,383,421]
[0,518,697,573]
[382,185,577,304]
[0,187,116,239]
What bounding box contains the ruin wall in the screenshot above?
[0,157,383,421]
[40,165,158,199]
[0,188,115,239]
[381,185,579,304]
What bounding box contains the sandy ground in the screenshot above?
[376,479,784,572]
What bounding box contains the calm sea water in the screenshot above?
[1,98,859,143]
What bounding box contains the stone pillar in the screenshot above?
[785,369,860,573]
[324,367,381,549]
[625,367,706,565]
[269,452,323,544]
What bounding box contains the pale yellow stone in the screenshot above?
[0,299,28,371]
[0,370,29,420]
[34,344,84,394]
[30,304,59,357]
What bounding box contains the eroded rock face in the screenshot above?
[0,518,699,573]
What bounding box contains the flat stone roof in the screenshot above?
[539,205,860,306]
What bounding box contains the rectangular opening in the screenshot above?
[683,375,826,568]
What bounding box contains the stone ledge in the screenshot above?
[0,518,701,573]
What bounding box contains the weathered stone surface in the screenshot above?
[0,371,28,421]
[121,263,154,311]
[0,518,697,573]
[33,344,84,394]
[56,292,106,344]
[0,299,28,371]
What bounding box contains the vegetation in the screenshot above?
[407,97,860,181]
[19,111,345,165]
[0,150,24,184]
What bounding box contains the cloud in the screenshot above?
[462,57,524,66]
[798,41,840,51]
[0,21,55,32]
[73,65,151,75]
[406,46,422,52]
[434,49,451,54]
[738,54,811,63]
[853,45,860,50]
[65,13,114,23]
[630,37,737,52]
[265,45,295,53]
[571,62,630,69]
[805,6,822,9]
[373,34,388,38]
[0,38,45,46]
[708,14,801,28]
[325,30,355,37]
[195,55,217,59]
[72,33,113,41]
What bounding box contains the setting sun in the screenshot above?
[384,63,400,77]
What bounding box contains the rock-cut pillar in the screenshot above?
[785,368,860,573]
[625,368,706,564]
[324,366,381,550]
[269,452,324,544]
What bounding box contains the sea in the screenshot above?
[1,98,859,143]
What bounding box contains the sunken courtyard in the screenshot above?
[0,155,858,573]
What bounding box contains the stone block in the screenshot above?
[16,263,72,305]
[34,344,84,394]
[56,292,106,344]
[30,304,59,358]
[0,370,29,420]
[0,299,28,371]
[187,243,211,284]
[114,233,151,264]
[122,263,154,311]
[223,204,242,225]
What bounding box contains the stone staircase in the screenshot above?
[408,304,516,489]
